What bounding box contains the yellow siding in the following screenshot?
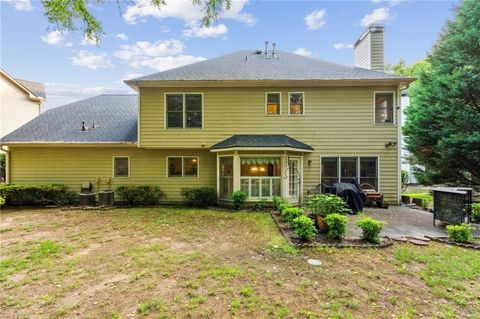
[9,147,217,203]
[140,86,400,203]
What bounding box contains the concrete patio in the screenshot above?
[347,205,480,238]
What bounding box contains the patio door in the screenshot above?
[288,158,301,203]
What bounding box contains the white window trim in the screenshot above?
[265,92,282,116]
[239,155,283,200]
[164,93,204,130]
[166,156,200,178]
[288,92,305,115]
[373,91,396,125]
[112,156,130,179]
[319,155,380,191]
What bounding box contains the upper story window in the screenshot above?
[289,92,304,115]
[266,93,281,115]
[375,92,394,124]
[166,93,203,129]
[113,156,130,178]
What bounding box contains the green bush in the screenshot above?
[254,198,267,211]
[446,224,474,243]
[272,196,282,210]
[0,184,76,206]
[307,194,351,217]
[116,185,165,206]
[0,196,5,207]
[278,203,291,213]
[325,213,348,239]
[281,207,304,224]
[231,190,247,210]
[355,215,385,244]
[472,203,480,223]
[180,187,217,208]
[291,215,317,241]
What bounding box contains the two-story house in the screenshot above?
[0,25,413,205]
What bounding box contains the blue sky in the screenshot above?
[1,0,458,110]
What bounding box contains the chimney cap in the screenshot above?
[353,23,384,48]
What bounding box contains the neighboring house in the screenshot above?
[0,24,414,205]
[0,69,45,141]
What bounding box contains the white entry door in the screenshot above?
[288,158,301,203]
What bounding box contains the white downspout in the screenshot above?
[1,145,10,184]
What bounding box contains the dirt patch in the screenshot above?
[65,243,102,260]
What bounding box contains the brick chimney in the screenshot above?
[353,24,384,71]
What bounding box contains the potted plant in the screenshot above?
[307,194,351,233]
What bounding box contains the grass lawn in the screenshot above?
[1,208,479,319]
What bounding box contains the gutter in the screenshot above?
[1,145,9,184]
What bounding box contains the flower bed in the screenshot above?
[270,211,392,249]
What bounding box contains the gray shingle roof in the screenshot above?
[126,50,410,82]
[16,79,46,99]
[0,94,137,144]
[211,134,314,151]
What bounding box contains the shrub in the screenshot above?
[355,215,385,243]
[0,196,5,207]
[0,184,76,206]
[472,203,480,223]
[231,190,247,210]
[180,187,217,208]
[272,196,282,210]
[307,194,351,217]
[281,207,304,224]
[446,224,474,243]
[325,213,348,239]
[278,203,291,213]
[116,185,165,206]
[254,198,267,211]
[291,215,317,241]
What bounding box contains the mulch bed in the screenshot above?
[270,211,392,249]
[424,236,480,250]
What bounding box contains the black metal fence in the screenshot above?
[432,187,472,225]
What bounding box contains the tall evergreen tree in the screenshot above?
[403,0,480,187]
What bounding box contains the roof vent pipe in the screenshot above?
[92,121,96,129]
[272,42,276,58]
[264,41,268,58]
[81,121,86,131]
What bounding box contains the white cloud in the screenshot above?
[114,40,184,61]
[371,0,404,6]
[361,8,390,27]
[333,42,354,50]
[80,35,99,46]
[183,24,228,38]
[71,51,114,70]
[66,42,73,48]
[123,73,144,80]
[6,0,32,12]
[304,9,326,30]
[116,33,128,41]
[124,0,254,25]
[114,39,204,72]
[294,48,312,57]
[130,55,206,72]
[122,0,254,37]
[41,30,65,45]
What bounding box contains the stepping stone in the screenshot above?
[409,239,429,246]
[411,236,431,242]
[307,259,322,266]
[391,236,408,242]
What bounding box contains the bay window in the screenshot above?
[240,157,281,198]
[321,156,378,189]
